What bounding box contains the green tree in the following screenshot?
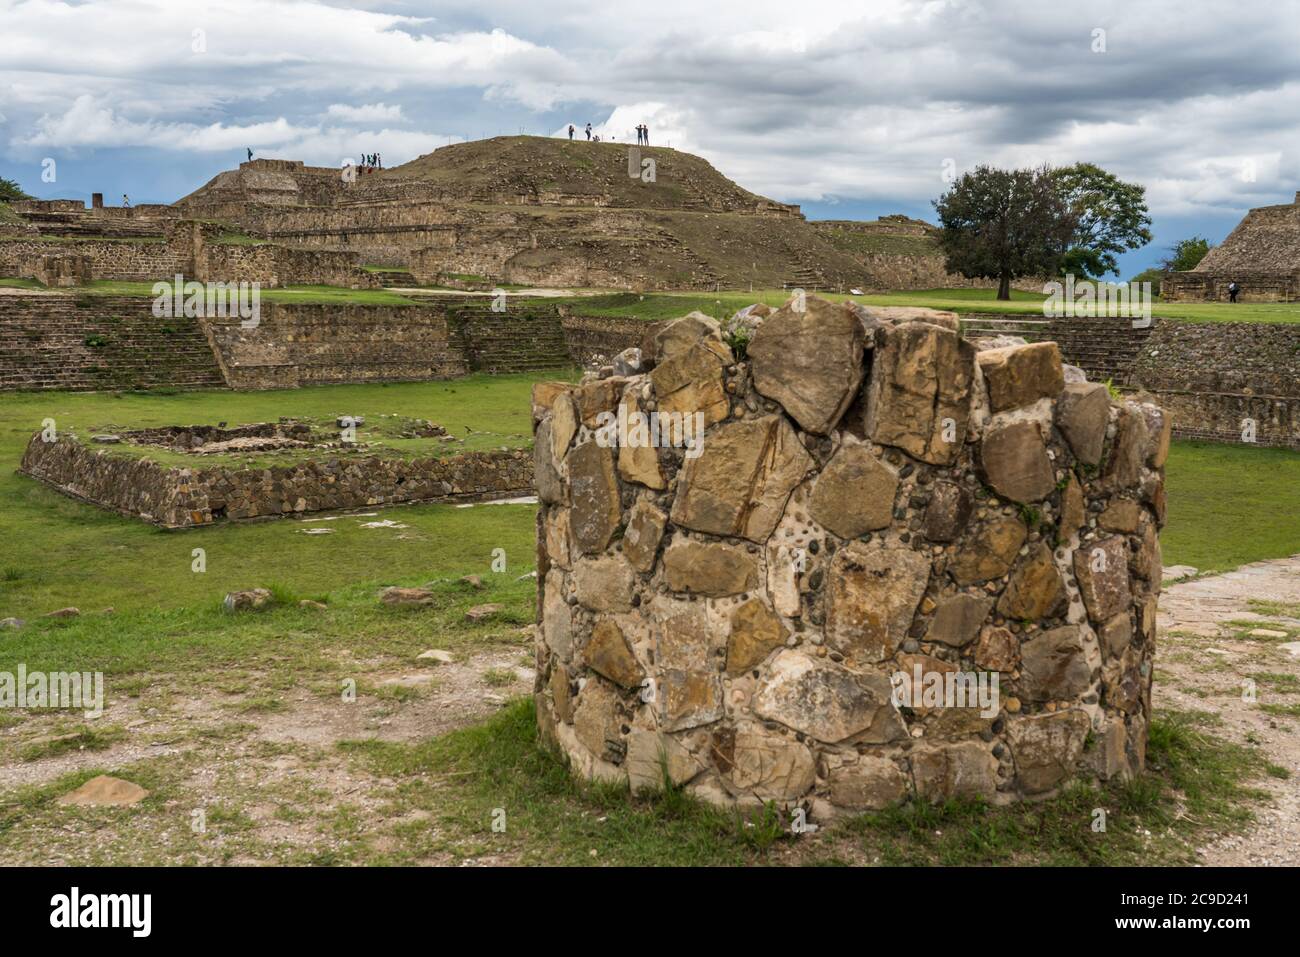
[1160,236,1213,272]
[0,177,31,202]
[1053,162,1153,278]
[933,165,1077,300]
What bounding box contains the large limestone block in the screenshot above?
[923,480,973,543]
[622,498,666,572]
[625,729,702,792]
[976,341,1064,413]
[1099,499,1141,534]
[827,757,909,810]
[1102,404,1150,492]
[531,381,572,422]
[997,542,1067,619]
[662,539,759,596]
[572,554,635,612]
[1138,402,1171,468]
[1055,382,1109,466]
[654,599,721,671]
[748,296,865,434]
[572,677,624,762]
[567,440,621,555]
[1005,710,1090,793]
[616,388,665,489]
[548,664,573,723]
[725,727,816,801]
[825,544,931,662]
[1073,536,1132,622]
[925,592,993,647]
[980,416,1055,504]
[659,669,724,731]
[574,377,625,428]
[726,598,789,674]
[753,649,906,744]
[1098,612,1133,659]
[649,341,730,428]
[654,311,727,362]
[670,415,813,542]
[856,305,959,331]
[533,419,564,505]
[949,515,1027,585]
[864,322,975,465]
[583,619,644,688]
[1059,474,1085,541]
[808,443,899,538]
[1019,625,1094,701]
[910,741,998,801]
[542,569,573,660]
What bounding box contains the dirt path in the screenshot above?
[1157,556,1300,866]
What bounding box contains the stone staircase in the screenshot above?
[21,210,169,240]
[446,302,574,373]
[959,314,1054,342]
[1044,317,1153,387]
[401,293,574,373]
[367,268,415,286]
[0,294,226,391]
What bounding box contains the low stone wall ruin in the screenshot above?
[19,431,533,528]
[532,297,1167,814]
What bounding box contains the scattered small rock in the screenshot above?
[1250,628,1290,639]
[465,603,503,622]
[0,617,23,629]
[417,649,455,664]
[380,586,434,607]
[460,574,483,590]
[58,775,150,807]
[42,607,80,619]
[223,588,273,612]
[299,599,328,610]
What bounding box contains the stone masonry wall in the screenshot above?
[0,239,184,282]
[1128,320,1300,449]
[561,315,649,368]
[532,296,1167,815]
[199,303,468,390]
[20,431,533,528]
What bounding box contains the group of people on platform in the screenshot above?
[566,122,650,145]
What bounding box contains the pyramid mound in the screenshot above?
[362,136,793,214]
[1163,193,1300,301]
[174,137,882,290]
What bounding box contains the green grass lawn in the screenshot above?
[0,375,566,619]
[7,277,1295,321]
[537,287,1300,325]
[0,278,420,306]
[1162,441,1300,574]
[1,379,1297,866]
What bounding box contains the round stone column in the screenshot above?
[533,296,1166,815]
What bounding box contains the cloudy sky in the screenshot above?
[2,0,1298,274]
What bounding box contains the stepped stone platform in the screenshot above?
[533,297,1167,814]
[1164,191,1300,302]
[19,427,533,528]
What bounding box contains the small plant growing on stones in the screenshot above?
[83,334,108,348]
[723,327,751,360]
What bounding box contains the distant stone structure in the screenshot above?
[533,296,1166,812]
[1164,191,1300,301]
[20,427,532,528]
